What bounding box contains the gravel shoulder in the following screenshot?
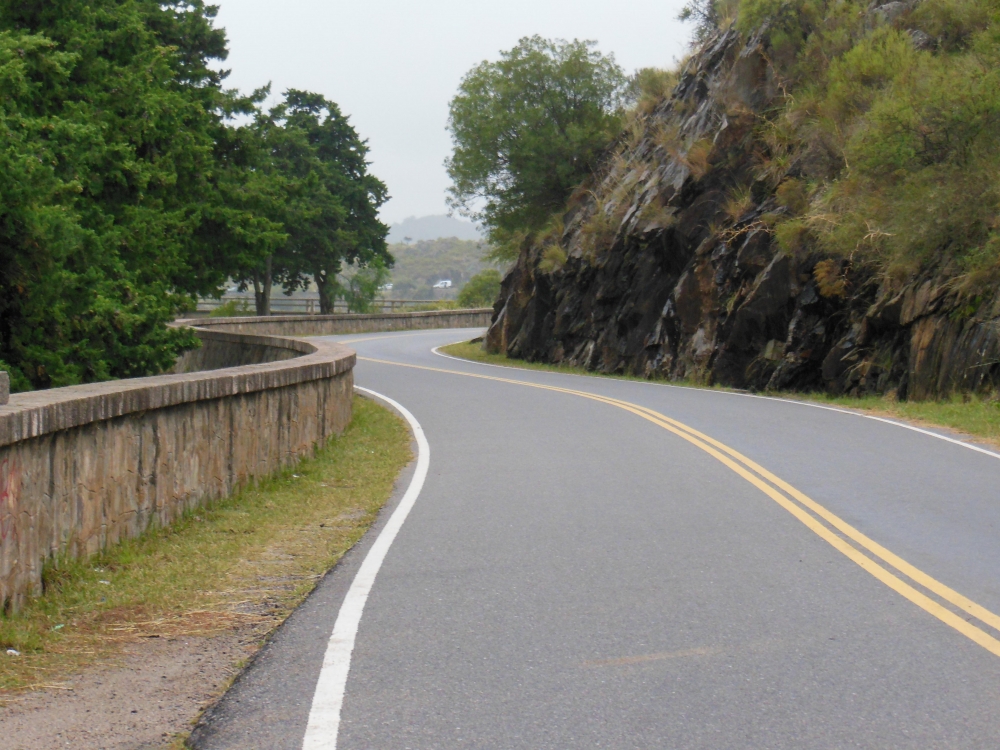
[1,630,256,750]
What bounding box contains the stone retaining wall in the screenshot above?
[0,330,355,614]
[186,308,492,337]
[0,308,490,612]
[171,329,308,373]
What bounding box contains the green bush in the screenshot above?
[457,269,502,308]
[742,0,1000,288]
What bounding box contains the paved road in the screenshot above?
[192,327,1000,749]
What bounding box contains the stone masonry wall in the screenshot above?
[187,308,492,337]
[0,331,354,614]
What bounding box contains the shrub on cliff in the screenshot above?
[739,0,1000,287]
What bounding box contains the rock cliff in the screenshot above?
[486,25,1000,399]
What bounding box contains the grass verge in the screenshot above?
[439,341,1000,447]
[0,395,412,693]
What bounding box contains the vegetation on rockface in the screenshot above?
[480,0,1000,400]
[729,0,1000,289]
[446,36,628,262]
[0,1,387,390]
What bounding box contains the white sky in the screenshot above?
[213,0,693,224]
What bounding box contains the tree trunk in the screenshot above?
[253,255,273,316]
[315,268,338,315]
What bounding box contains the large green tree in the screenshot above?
[269,90,391,315]
[0,0,232,388]
[446,36,627,259]
[0,2,392,387]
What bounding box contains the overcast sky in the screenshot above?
[213,1,693,225]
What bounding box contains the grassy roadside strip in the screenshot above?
[0,395,412,694]
[439,341,1000,448]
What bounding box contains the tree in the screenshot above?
[0,1,391,388]
[200,87,290,316]
[340,259,390,313]
[457,269,502,308]
[0,0,234,389]
[446,36,627,261]
[268,90,392,315]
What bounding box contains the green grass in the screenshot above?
[0,395,412,693]
[788,392,1000,447]
[439,341,1000,447]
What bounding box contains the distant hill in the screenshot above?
[386,215,482,243]
[386,238,494,299]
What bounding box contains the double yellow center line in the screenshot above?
[358,354,1000,658]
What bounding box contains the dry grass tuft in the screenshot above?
[637,201,678,232]
[813,258,848,298]
[578,195,619,261]
[724,185,755,222]
[539,245,568,274]
[684,139,714,179]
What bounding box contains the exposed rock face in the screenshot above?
[487,28,1000,400]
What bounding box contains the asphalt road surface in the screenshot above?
[191,327,1000,750]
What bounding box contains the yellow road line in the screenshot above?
[620,401,1000,633]
[357,355,1000,657]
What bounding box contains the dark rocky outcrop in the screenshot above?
[487,27,1000,400]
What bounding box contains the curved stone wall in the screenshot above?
[0,328,355,614]
[185,307,492,337]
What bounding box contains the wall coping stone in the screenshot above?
[0,308,489,448]
[181,308,493,328]
[0,330,354,448]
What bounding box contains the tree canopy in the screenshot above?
[264,91,391,315]
[446,36,627,260]
[0,0,388,390]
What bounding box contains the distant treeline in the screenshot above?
[0,1,389,391]
[387,238,493,299]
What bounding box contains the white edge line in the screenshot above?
[301,386,430,750]
[431,340,1000,462]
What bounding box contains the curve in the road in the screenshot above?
[189,328,1000,749]
[431,344,1000,463]
[355,353,1000,661]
